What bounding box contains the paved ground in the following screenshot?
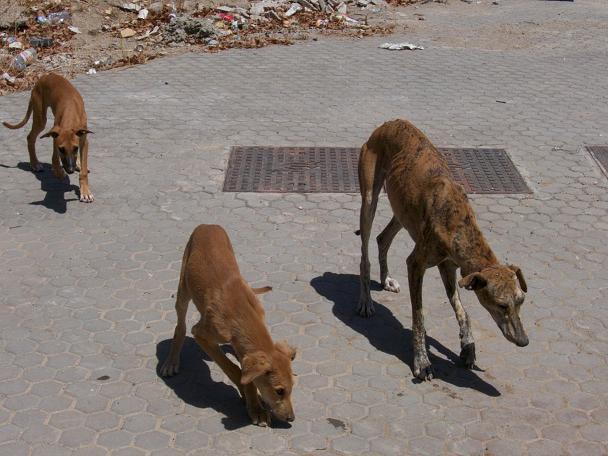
[1,0,608,455]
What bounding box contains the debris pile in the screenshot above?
[0,0,408,95]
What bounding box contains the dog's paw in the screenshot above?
[356,299,375,318]
[460,343,476,369]
[248,402,271,427]
[31,162,43,172]
[53,169,66,181]
[80,192,94,203]
[160,358,179,377]
[383,276,401,293]
[414,356,434,381]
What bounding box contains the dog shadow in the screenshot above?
[156,337,291,430]
[0,162,79,214]
[310,272,500,396]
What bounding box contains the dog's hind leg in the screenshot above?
[161,244,192,377]
[377,216,403,293]
[160,284,191,377]
[407,245,433,381]
[26,97,46,172]
[357,144,385,317]
[438,260,476,368]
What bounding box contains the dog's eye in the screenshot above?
[73,147,79,153]
[58,147,65,154]
[275,388,285,397]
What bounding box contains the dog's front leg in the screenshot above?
[78,136,94,202]
[407,248,433,381]
[51,146,65,181]
[243,383,271,427]
[438,260,476,368]
[357,193,379,317]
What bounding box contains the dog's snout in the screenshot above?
[516,334,529,347]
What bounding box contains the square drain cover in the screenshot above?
[223,146,530,194]
[586,146,608,177]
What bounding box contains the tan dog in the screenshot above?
[161,224,296,425]
[358,119,528,381]
[3,73,94,202]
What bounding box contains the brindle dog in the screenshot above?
[357,119,528,380]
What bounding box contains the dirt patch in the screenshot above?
[0,0,414,95]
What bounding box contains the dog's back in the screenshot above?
[365,119,470,242]
[181,224,241,295]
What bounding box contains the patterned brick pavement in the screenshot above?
[0,1,607,455]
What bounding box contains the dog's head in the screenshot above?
[459,264,529,347]
[240,341,296,423]
[41,127,92,174]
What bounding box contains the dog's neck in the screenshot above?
[450,217,499,277]
[228,282,274,358]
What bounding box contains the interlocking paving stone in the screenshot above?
[0,0,608,454]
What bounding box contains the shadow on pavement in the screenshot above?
[0,162,79,214]
[310,272,500,397]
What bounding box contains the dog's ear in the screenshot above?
[75,129,93,137]
[275,341,296,361]
[252,286,272,295]
[240,351,271,385]
[458,272,487,291]
[40,128,60,139]
[508,265,527,293]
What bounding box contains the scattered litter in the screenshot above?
[30,37,54,48]
[135,25,160,40]
[1,0,396,95]
[285,3,303,17]
[118,3,141,12]
[13,48,37,71]
[120,28,137,38]
[496,99,509,104]
[380,42,423,50]
[2,36,19,46]
[2,72,16,85]
[335,14,363,26]
[47,11,71,24]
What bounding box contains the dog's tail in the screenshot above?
[3,98,33,130]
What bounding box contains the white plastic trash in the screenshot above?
[380,42,424,50]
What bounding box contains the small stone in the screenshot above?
[120,28,137,38]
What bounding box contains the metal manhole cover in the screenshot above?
[586,146,608,178]
[223,146,530,194]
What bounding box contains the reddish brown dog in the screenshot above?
[3,73,94,202]
[358,119,528,380]
[161,225,296,426]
